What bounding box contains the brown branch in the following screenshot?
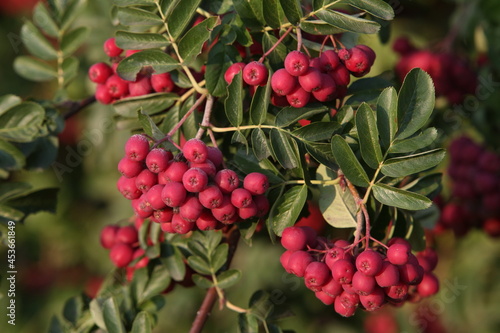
[189,227,241,333]
[62,95,97,120]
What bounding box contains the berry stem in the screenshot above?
[258,26,294,63]
[196,95,215,139]
[62,95,97,120]
[296,26,303,52]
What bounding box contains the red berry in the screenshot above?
[211,196,238,224]
[332,259,355,284]
[160,222,175,233]
[95,84,113,104]
[89,62,113,84]
[206,146,223,169]
[161,182,187,207]
[238,202,258,219]
[118,157,143,178]
[161,160,189,183]
[352,271,376,295]
[334,291,359,317]
[284,51,310,76]
[304,262,331,289]
[280,250,294,273]
[242,61,268,86]
[100,225,119,249]
[125,50,141,57]
[151,73,175,93]
[355,250,383,276]
[387,243,412,265]
[135,169,157,193]
[125,135,150,161]
[129,76,152,97]
[322,277,343,297]
[298,67,323,92]
[109,243,133,268]
[146,148,171,173]
[253,194,270,217]
[198,185,224,209]
[271,68,297,95]
[224,62,245,84]
[319,50,340,72]
[359,287,385,311]
[117,176,142,200]
[189,159,216,178]
[286,86,310,108]
[133,248,149,269]
[329,64,350,87]
[104,38,123,57]
[106,74,129,98]
[417,272,439,297]
[325,246,349,269]
[196,211,220,231]
[287,251,314,277]
[182,167,209,192]
[145,184,166,210]
[151,208,173,223]
[312,74,337,102]
[243,172,269,195]
[281,226,308,251]
[375,261,400,287]
[171,213,195,234]
[183,139,208,163]
[315,291,336,305]
[179,195,204,222]
[214,169,240,193]
[230,188,253,208]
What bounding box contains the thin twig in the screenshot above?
[196,95,215,139]
[62,95,97,120]
[258,26,294,63]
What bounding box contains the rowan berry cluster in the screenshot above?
[394,37,477,104]
[224,45,376,108]
[88,38,179,104]
[280,226,439,317]
[117,135,271,234]
[436,136,500,237]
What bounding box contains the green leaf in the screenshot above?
[331,135,370,187]
[0,204,24,222]
[59,0,87,31]
[269,129,300,169]
[270,185,308,235]
[21,20,58,60]
[376,87,398,151]
[206,44,240,97]
[263,0,284,28]
[114,0,156,5]
[178,16,219,61]
[116,50,179,81]
[216,269,241,289]
[188,256,212,275]
[225,72,244,127]
[396,68,435,140]
[48,316,64,333]
[180,95,200,140]
[412,204,440,229]
[316,9,380,34]
[102,297,126,333]
[141,265,171,301]
[61,27,89,56]
[316,164,356,228]
[251,128,271,160]
[0,102,45,143]
[14,56,56,82]
[262,32,288,69]
[275,104,328,127]
[312,0,326,10]
[401,173,442,197]
[388,128,438,154]
[303,141,337,170]
[279,0,302,24]
[381,149,446,178]
[33,2,59,37]
[356,103,383,169]
[300,20,345,35]
[161,243,186,281]
[167,0,203,40]
[63,296,83,326]
[211,243,228,272]
[0,95,22,117]
[192,274,214,288]
[138,109,165,141]
[89,299,106,331]
[116,7,163,26]
[238,312,259,333]
[234,0,265,28]
[6,188,59,220]
[408,217,426,252]
[372,183,432,210]
[292,122,338,142]
[114,93,178,118]
[345,0,395,20]
[131,311,153,333]
[0,182,31,202]
[115,31,170,50]
[250,79,271,125]
[21,136,59,170]
[0,140,25,170]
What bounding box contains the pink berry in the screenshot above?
[286,86,310,108]
[100,225,119,249]
[332,259,356,284]
[182,167,209,192]
[280,250,294,273]
[322,277,343,297]
[231,188,253,208]
[125,135,150,161]
[117,176,142,200]
[375,261,400,287]
[171,213,195,234]
[280,226,308,251]
[304,262,331,289]
[325,246,349,269]
[214,169,240,194]
[183,139,208,163]
[133,248,149,269]
[298,67,323,92]
[334,291,359,317]
[355,250,383,276]
[189,159,216,178]
[315,291,336,305]
[118,157,143,178]
[319,50,340,72]
[243,172,269,195]
[145,184,166,210]
[151,208,173,223]
[387,243,412,265]
[106,74,129,98]
[146,148,171,173]
[287,251,314,277]
[253,194,270,217]
[179,195,204,222]
[329,64,350,87]
[95,84,113,104]
[129,76,152,97]
[160,222,175,233]
[103,38,123,57]
[207,146,223,169]
[312,74,337,102]
[238,202,258,220]
[109,243,134,268]
[211,196,237,223]
[151,73,175,92]
[224,62,245,84]
[135,169,157,193]
[198,185,224,209]
[359,287,385,311]
[242,61,269,86]
[116,225,138,244]
[385,283,408,300]
[161,182,187,207]
[161,160,189,183]
[89,62,113,84]
[271,68,297,95]
[352,271,376,295]
[284,51,310,76]
[417,272,439,297]
[196,211,219,231]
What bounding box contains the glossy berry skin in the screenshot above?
[375,261,400,287]
[359,287,385,311]
[304,262,331,289]
[171,214,195,234]
[334,292,359,317]
[243,172,269,195]
[152,208,173,223]
[161,182,187,207]
[298,67,323,92]
[89,62,113,84]
[355,250,383,276]
[224,62,246,84]
[286,86,310,108]
[238,202,258,219]
[352,271,376,295]
[146,148,171,173]
[211,196,237,223]
[253,195,270,217]
[416,272,439,297]
[106,75,129,98]
[189,160,216,178]
[206,146,223,169]
[280,250,294,273]
[109,243,133,268]
[151,73,175,93]
[125,134,150,161]
[183,139,208,163]
[312,74,336,102]
[196,211,219,231]
[198,185,223,209]
[319,50,341,72]
[284,51,310,76]
[161,161,189,183]
[179,196,204,222]
[271,68,297,95]
[387,243,411,265]
[231,188,253,208]
[322,277,343,297]
[214,169,240,194]
[281,226,308,251]
[100,225,120,249]
[242,61,269,86]
[103,38,123,57]
[331,259,356,284]
[182,168,209,192]
[315,291,336,305]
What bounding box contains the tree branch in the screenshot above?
[62,95,97,120]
